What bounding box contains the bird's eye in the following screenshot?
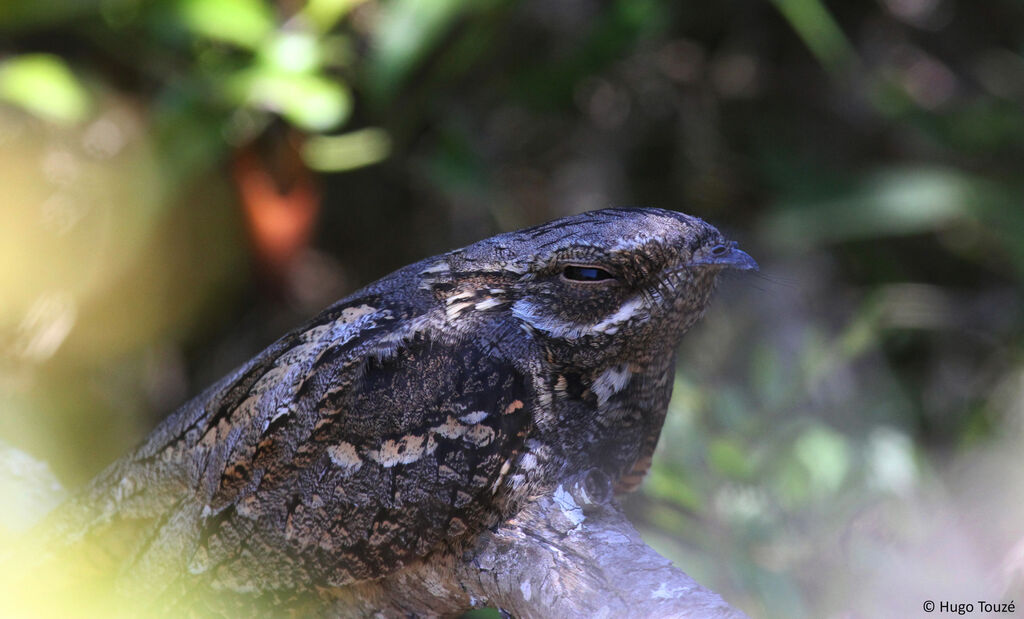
[562,265,615,282]
[710,244,730,257]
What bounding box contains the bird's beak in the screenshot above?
[715,246,759,271]
[692,243,759,271]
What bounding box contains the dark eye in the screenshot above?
[710,244,729,257]
[562,265,615,282]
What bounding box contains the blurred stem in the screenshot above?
[770,0,858,75]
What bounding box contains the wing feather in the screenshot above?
[183,309,534,590]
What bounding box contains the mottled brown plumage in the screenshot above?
[33,207,755,614]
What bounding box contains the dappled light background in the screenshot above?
[1,0,1023,617]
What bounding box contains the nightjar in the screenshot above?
[31,207,756,613]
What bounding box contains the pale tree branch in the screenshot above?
[328,470,749,618]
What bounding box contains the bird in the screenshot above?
[19,207,756,615]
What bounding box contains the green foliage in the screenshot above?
[0,54,91,124]
[176,0,274,48]
[368,0,474,99]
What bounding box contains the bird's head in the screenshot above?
[420,207,756,368]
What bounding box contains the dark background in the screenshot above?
[1,0,1023,616]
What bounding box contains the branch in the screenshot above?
[328,470,749,618]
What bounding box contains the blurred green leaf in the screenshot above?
[647,465,702,511]
[794,425,850,495]
[764,166,976,250]
[261,31,320,74]
[232,69,352,132]
[303,127,392,172]
[709,437,756,481]
[368,0,470,99]
[176,0,273,49]
[0,54,91,124]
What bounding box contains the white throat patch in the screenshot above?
[511,296,645,339]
